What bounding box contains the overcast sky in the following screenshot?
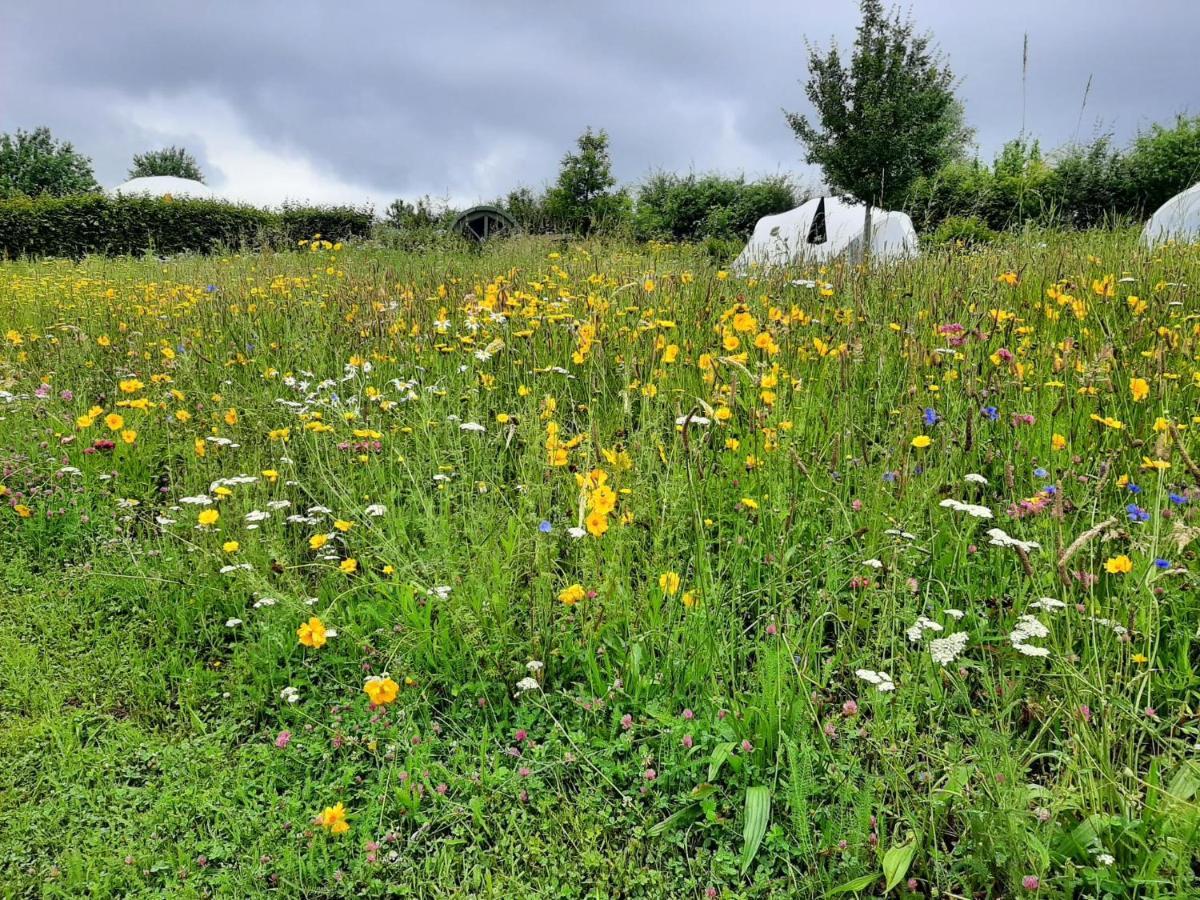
[2,1,1196,209]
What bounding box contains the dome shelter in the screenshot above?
[1142,183,1200,246]
[733,196,918,271]
[110,176,217,200]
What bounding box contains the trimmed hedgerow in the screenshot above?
[0,194,373,258]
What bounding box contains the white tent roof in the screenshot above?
[110,176,217,200]
[1142,183,1200,246]
[733,196,918,271]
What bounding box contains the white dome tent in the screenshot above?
[1142,183,1200,246]
[110,176,217,201]
[733,196,918,272]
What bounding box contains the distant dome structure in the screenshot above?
[1142,183,1200,246]
[111,176,217,200]
[733,196,918,271]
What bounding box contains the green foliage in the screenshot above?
[786,0,970,209]
[633,172,798,242]
[543,128,631,235]
[128,145,205,182]
[0,194,373,258]
[908,117,1200,232]
[0,126,101,198]
[930,214,997,246]
[384,195,455,231]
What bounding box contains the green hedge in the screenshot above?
[0,194,374,258]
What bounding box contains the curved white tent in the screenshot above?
[733,196,918,272]
[110,176,217,200]
[1142,183,1200,246]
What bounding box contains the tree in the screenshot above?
[786,0,970,256]
[543,128,629,235]
[129,146,205,182]
[0,127,100,198]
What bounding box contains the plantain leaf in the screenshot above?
[739,785,771,875]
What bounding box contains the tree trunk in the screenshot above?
[860,201,873,264]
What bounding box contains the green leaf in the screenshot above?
[827,872,879,895]
[708,742,737,781]
[882,837,917,892]
[739,785,771,876]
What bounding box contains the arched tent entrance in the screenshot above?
[451,206,518,243]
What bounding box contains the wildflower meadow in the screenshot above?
[3,231,1199,897]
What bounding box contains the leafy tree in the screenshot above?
[786,0,970,253]
[544,128,630,235]
[129,146,205,182]
[0,127,100,198]
[384,195,453,230]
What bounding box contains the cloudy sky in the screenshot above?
[2,1,1196,209]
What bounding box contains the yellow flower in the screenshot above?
[14,504,32,518]
[1131,653,1148,665]
[76,414,94,429]
[558,583,586,606]
[309,533,329,551]
[175,409,192,422]
[1129,377,1149,403]
[197,509,219,527]
[224,408,238,426]
[120,429,137,445]
[741,497,759,510]
[911,435,932,449]
[104,413,125,431]
[658,571,681,596]
[1104,555,1133,575]
[297,616,327,648]
[1051,433,1067,451]
[222,541,240,553]
[333,519,353,532]
[118,378,144,394]
[585,510,609,537]
[316,802,349,835]
[339,558,358,574]
[682,590,698,608]
[364,675,399,706]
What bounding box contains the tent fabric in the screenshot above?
[110,176,216,200]
[733,196,918,271]
[1142,183,1200,246]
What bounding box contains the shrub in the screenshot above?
[0,194,373,259]
[931,215,996,246]
[633,173,798,242]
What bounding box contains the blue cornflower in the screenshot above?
[883,471,897,483]
[205,284,219,293]
[1127,483,1142,495]
[1033,467,1049,479]
[1169,492,1187,505]
[923,407,939,427]
[1126,504,1150,523]
[981,406,999,422]
[538,520,553,533]
[1043,485,1058,495]
[1154,558,1170,569]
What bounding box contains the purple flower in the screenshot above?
[981,406,999,421]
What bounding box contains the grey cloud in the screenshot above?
[2,0,1197,205]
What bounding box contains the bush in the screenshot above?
[931,215,996,246]
[0,194,373,259]
[906,117,1200,233]
[634,173,798,242]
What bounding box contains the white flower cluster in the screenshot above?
[855,669,896,692]
[939,498,993,519]
[1010,614,1051,657]
[930,632,969,666]
[986,528,1041,553]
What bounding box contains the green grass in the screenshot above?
[1,232,1199,897]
